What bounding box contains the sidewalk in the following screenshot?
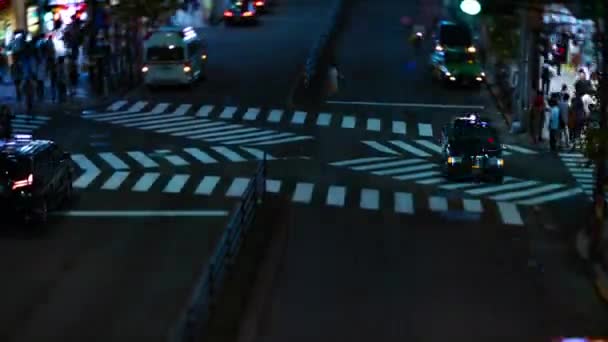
[547,64,579,94]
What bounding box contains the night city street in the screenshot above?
[0,0,607,341]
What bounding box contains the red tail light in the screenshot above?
[224,10,233,16]
[12,173,33,190]
[243,11,253,16]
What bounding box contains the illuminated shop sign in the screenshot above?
[47,0,85,5]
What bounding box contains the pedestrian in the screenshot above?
[559,93,570,148]
[56,56,67,103]
[561,83,569,97]
[10,60,23,102]
[47,56,57,102]
[570,93,586,148]
[68,57,78,97]
[548,98,561,151]
[541,62,553,95]
[531,90,545,144]
[34,57,45,101]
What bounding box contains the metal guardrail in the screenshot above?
[168,153,267,342]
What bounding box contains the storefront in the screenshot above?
[26,1,41,36]
[0,0,15,48]
[43,0,87,34]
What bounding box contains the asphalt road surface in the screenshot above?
[0,0,335,339]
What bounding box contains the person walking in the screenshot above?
[56,56,67,103]
[559,93,571,148]
[10,60,23,102]
[68,57,78,97]
[47,56,57,102]
[541,62,553,95]
[548,98,561,152]
[531,90,545,144]
[570,92,587,149]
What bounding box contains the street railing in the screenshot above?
[167,153,267,342]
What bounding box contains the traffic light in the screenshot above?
[459,0,481,15]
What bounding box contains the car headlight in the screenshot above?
[467,46,476,53]
[447,156,462,164]
[492,158,504,167]
[444,71,451,76]
[480,72,485,77]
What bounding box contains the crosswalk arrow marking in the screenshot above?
[101,171,130,190]
[99,152,129,170]
[71,154,101,188]
[211,146,246,162]
[183,147,218,163]
[132,172,161,192]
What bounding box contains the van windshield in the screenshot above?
[147,46,184,62]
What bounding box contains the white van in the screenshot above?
[142,26,208,86]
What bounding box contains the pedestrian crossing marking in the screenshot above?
[127,151,159,168]
[389,140,431,157]
[219,106,237,119]
[195,105,214,117]
[559,152,597,201]
[341,116,356,128]
[463,199,482,212]
[173,104,192,116]
[360,188,379,210]
[267,109,283,123]
[414,139,443,153]
[101,171,130,190]
[195,176,220,195]
[316,113,332,126]
[243,108,260,121]
[265,179,282,193]
[362,141,400,155]
[367,118,381,131]
[132,172,160,192]
[330,156,583,205]
[183,147,218,164]
[211,146,247,162]
[429,196,448,212]
[107,100,128,111]
[503,144,537,154]
[292,111,307,124]
[418,123,433,137]
[392,121,406,135]
[394,192,414,214]
[164,174,190,193]
[497,202,523,225]
[99,152,129,170]
[226,178,250,197]
[11,115,51,135]
[292,182,314,203]
[326,185,346,207]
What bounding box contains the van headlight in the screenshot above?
[447,156,462,165]
[492,158,504,167]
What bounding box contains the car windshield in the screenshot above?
[440,25,472,46]
[0,155,30,180]
[452,122,497,141]
[147,46,184,62]
[445,53,476,64]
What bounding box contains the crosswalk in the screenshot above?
[362,140,538,158]
[70,146,274,188]
[82,103,314,146]
[11,114,51,135]
[559,152,597,198]
[91,99,468,138]
[67,169,527,225]
[330,156,584,205]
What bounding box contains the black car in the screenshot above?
[439,115,505,183]
[0,136,74,225]
[224,0,258,24]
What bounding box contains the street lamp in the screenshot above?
[460,0,481,15]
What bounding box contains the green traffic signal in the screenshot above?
[460,0,481,15]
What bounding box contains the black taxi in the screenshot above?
[0,135,74,225]
[439,114,505,183]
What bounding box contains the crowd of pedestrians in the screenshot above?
[530,65,598,152]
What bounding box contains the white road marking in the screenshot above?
[226,178,250,197]
[466,180,539,196]
[91,103,169,120]
[416,177,444,184]
[107,100,128,111]
[243,108,260,120]
[330,156,397,167]
[393,170,440,180]
[517,188,584,205]
[490,184,565,201]
[51,210,229,217]
[497,202,524,225]
[99,152,129,170]
[326,100,485,109]
[157,151,189,166]
[292,183,314,203]
[127,151,159,168]
[250,135,313,145]
[265,179,282,193]
[195,105,214,117]
[195,176,220,195]
[316,113,332,126]
[291,111,307,124]
[463,199,483,212]
[218,132,293,145]
[132,172,160,192]
[362,141,400,155]
[163,174,190,193]
[394,192,414,214]
[240,147,274,160]
[341,116,356,128]
[172,104,192,116]
[267,109,283,122]
[71,154,101,188]
[139,119,212,131]
[376,162,434,176]
[429,196,448,211]
[101,171,130,190]
[414,139,443,153]
[360,188,379,210]
[392,121,406,134]
[367,118,381,131]
[417,123,433,137]
[326,186,346,207]
[183,147,218,163]
[219,106,238,119]
[355,159,425,172]
[156,121,225,134]
[504,144,538,154]
[188,127,256,139]
[389,140,431,157]
[211,146,246,162]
